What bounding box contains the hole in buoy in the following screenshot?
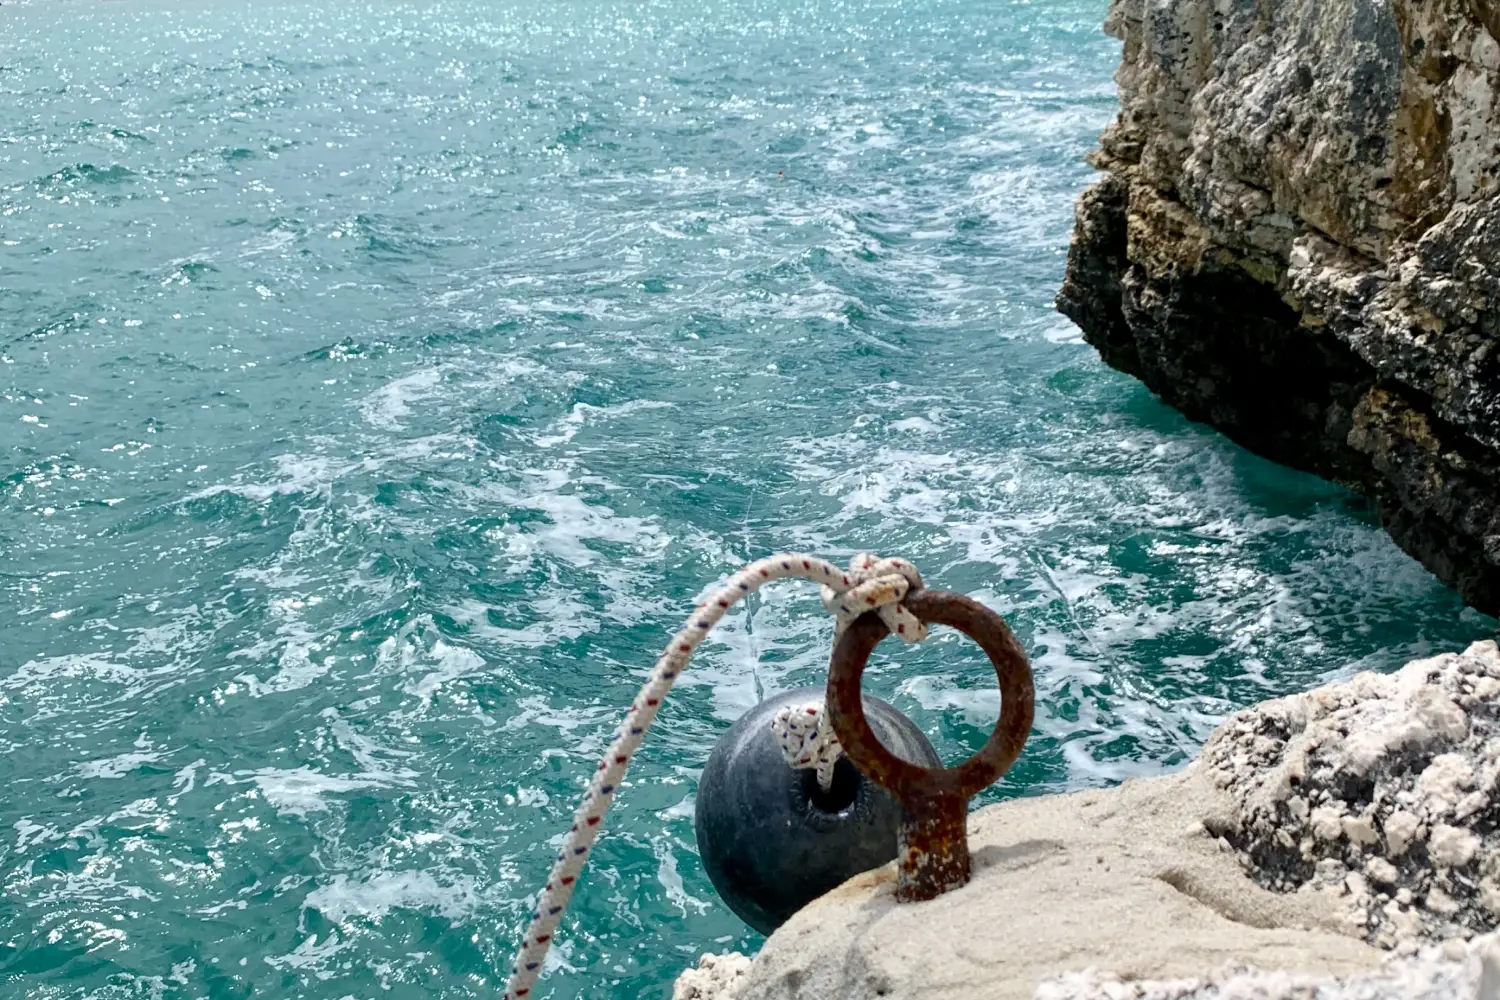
[804,758,861,815]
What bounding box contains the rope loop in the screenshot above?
[819,552,927,643]
[504,552,924,999]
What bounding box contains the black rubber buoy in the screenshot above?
[694,686,940,935]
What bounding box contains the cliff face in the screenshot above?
[1058,0,1500,614]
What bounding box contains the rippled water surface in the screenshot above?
[2,0,1494,996]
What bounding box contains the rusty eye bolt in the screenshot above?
[825,588,1035,902]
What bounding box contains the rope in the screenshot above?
[503,552,925,999]
[770,700,843,792]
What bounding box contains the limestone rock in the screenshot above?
[677,642,1500,999]
[1057,0,1500,614]
[673,952,751,1000]
[1200,640,1500,947]
[1036,929,1500,1000]
[678,768,1379,1000]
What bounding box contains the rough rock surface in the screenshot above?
[673,768,1381,1000]
[674,952,752,1000]
[1201,640,1500,950]
[1036,930,1500,1000]
[1056,0,1500,614]
[673,643,1500,1000]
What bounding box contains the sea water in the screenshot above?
[1,0,1494,997]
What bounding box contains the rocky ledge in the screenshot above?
[1055,0,1500,615]
[675,641,1500,999]
[1036,931,1500,1000]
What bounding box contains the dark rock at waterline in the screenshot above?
[1058,0,1500,616]
[694,687,940,936]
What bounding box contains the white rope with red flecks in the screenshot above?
[770,700,843,791]
[503,552,927,999]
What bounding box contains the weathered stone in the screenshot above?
[1201,640,1500,945]
[674,952,752,1000]
[1058,0,1500,615]
[1368,857,1401,886]
[1431,823,1482,867]
[677,643,1500,1000]
[677,766,1378,1000]
[1038,931,1500,1000]
[1385,809,1423,856]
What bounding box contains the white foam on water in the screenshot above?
[186,454,348,503]
[4,653,148,691]
[895,674,1002,731]
[122,607,218,660]
[441,596,596,650]
[75,750,168,780]
[888,414,941,434]
[302,870,493,926]
[648,221,689,240]
[239,227,299,259]
[403,640,486,705]
[502,695,620,739]
[243,767,409,818]
[264,931,351,972]
[530,399,676,449]
[30,851,157,907]
[654,839,710,916]
[2,653,181,722]
[235,642,333,698]
[469,477,671,571]
[14,819,65,853]
[167,759,204,805]
[358,369,444,431]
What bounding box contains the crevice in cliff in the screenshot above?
[1112,259,1376,491]
[1351,383,1500,613]
[1059,180,1380,492]
[1057,176,1134,373]
[1059,0,1500,619]
[1058,178,1500,615]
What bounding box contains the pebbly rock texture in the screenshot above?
[1057,0,1500,615]
[674,952,752,1000]
[1201,639,1500,950]
[1036,930,1500,1000]
[672,643,1500,1000]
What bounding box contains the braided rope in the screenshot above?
[770,701,843,791]
[503,552,925,999]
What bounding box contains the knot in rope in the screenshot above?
[819,552,927,644]
[770,701,842,791]
[775,555,927,791]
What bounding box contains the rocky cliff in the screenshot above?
[1057,0,1500,615]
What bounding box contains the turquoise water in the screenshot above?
[1,0,1494,996]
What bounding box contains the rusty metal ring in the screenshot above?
[825,589,1035,804]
